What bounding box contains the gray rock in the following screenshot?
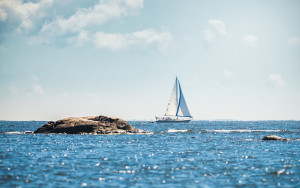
[34,115,148,134]
[262,135,287,141]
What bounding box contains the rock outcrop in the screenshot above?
[262,135,287,141]
[34,115,147,134]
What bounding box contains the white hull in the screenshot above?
[155,117,192,122]
[156,119,191,123]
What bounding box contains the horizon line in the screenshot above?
[1,119,299,122]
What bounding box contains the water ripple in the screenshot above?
[0,121,299,187]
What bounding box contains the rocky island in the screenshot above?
[34,115,148,134]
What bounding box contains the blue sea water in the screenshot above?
[0,121,299,187]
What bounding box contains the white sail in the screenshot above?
[164,77,192,117]
[165,77,179,116]
[176,82,191,117]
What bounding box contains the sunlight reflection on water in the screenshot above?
[0,121,299,187]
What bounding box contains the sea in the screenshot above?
[0,120,299,187]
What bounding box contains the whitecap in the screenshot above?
[167,129,190,133]
[205,130,282,133]
[3,131,33,134]
[4,131,24,134]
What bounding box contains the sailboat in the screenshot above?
[156,77,193,122]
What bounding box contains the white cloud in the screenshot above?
[267,73,285,89]
[125,0,144,9]
[26,35,51,46]
[286,36,300,46]
[133,29,172,49]
[68,30,91,47]
[92,29,172,51]
[32,84,45,94]
[31,75,39,81]
[0,0,143,36]
[243,35,259,48]
[41,0,143,35]
[93,32,130,50]
[203,19,226,42]
[208,19,227,35]
[0,8,7,21]
[0,0,53,30]
[223,69,234,79]
[2,0,171,52]
[203,29,215,42]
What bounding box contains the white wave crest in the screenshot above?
[3,131,33,134]
[4,131,24,134]
[206,130,282,133]
[167,129,190,133]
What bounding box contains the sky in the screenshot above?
[0,0,300,121]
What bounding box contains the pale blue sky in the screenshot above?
[0,0,299,120]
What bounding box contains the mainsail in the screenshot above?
[165,77,192,117]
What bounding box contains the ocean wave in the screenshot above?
[1,131,33,134]
[167,129,190,133]
[203,130,284,133]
